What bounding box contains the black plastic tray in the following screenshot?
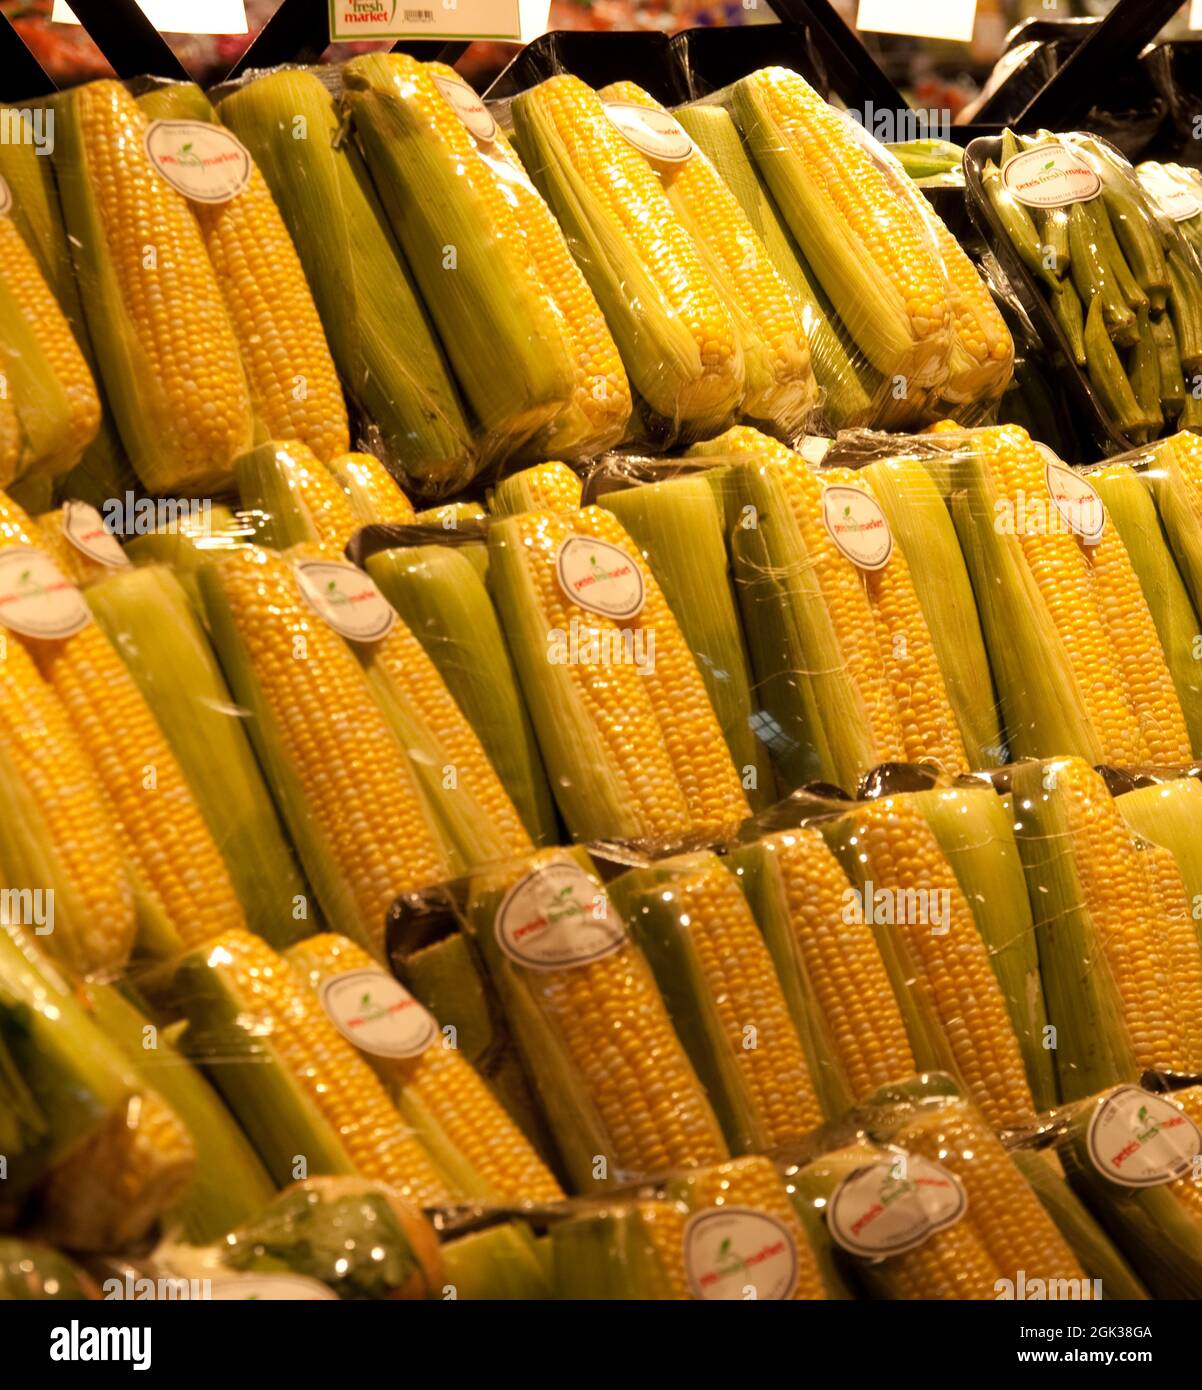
[483,30,682,103]
[963,132,1136,459]
[670,24,834,102]
[1143,41,1202,160]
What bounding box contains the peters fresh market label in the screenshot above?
[1086,1086,1202,1189]
[822,484,893,570]
[319,968,438,1060]
[62,500,130,570]
[0,548,90,640]
[683,1207,799,1301]
[144,119,252,204]
[295,559,396,643]
[1138,165,1202,223]
[433,74,497,143]
[827,1155,967,1258]
[209,1276,339,1301]
[1001,142,1100,209]
[495,859,626,971]
[1045,461,1105,543]
[603,102,694,164]
[556,536,646,620]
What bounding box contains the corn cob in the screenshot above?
[326,451,415,529]
[733,67,952,393]
[600,472,774,807]
[600,80,817,437]
[286,932,562,1204]
[1058,1084,1202,1298]
[511,74,743,438]
[953,424,1191,764]
[745,829,916,1105]
[1149,430,1202,624]
[33,503,128,589]
[862,453,1003,765]
[367,544,559,845]
[1116,775,1202,920]
[469,847,728,1188]
[1094,461,1202,753]
[489,505,749,843]
[414,501,488,530]
[674,99,875,429]
[136,80,349,464]
[0,216,99,476]
[1012,758,1202,1098]
[53,80,254,492]
[929,215,1014,406]
[0,250,75,486]
[236,439,360,554]
[87,562,311,952]
[0,631,135,976]
[612,853,825,1153]
[830,795,1037,1129]
[175,928,452,1202]
[218,69,476,496]
[344,55,630,462]
[491,462,583,517]
[199,545,449,954]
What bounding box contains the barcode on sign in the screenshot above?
[404,8,434,19]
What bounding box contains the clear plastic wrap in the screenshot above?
[966,128,1202,452]
[215,67,478,498]
[343,54,631,468]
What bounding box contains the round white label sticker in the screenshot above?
[1045,461,1105,544]
[555,536,646,620]
[822,484,893,570]
[0,175,11,217]
[1001,142,1101,209]
[319,967,438,1060]
[209,1276,338,1301]
[603,102,694,164]
[294,559,396,643]
[62,500,130,570]
[682,1207,799,1301]
[144,119,252,204]
[827,1155,967,1258]
[432,75,497,144]
[1086,1085,1202,1189]
[0,547,91,640]
[1138,166,1202,223]
[494,859,626,972]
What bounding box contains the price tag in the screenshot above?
[856,0,976,44]
[329,0,549,42]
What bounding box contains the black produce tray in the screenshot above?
[670,24,834,101]
[963,133,1135,459]
[484,30,681,103]
[1144,41,1202,162]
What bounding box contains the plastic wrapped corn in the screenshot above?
[345,55,631,466]
[217,68,477,497]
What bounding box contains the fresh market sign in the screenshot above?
[330,0,549,41]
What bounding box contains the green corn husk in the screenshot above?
[862,455,1004,766]
[0,259,76,482]
[1115,776,1202,914]
[324,451,414,529]
[1010,759,1146,1101]
[885,138,963,181]
[413,501,489,529]
[442,1223,552,1300]
[1092,462,1202,752]
[947,451,1106,763]
[1146,434,1202,618]
[399,931,554,1160]
[609,852,826,1154]
[87,563,311,951]
[1057,1084,1202,1299]
[122,503,245,595]
[343,54,586,462]
[366,545,557,845]
[600,475,773,806]
[731,68,949,395]
[675,102,874,429]
[510,75,742,439]
[913,786,1056,1113]
[0,1238,96,1300]
[234,441,331,551]
[552,1200,686,1299]
[489,462,583,517]
[84,981,275,1244]
[217,69,476,497]
[466,846,728,1189]
[1010,1148,1149,1300]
